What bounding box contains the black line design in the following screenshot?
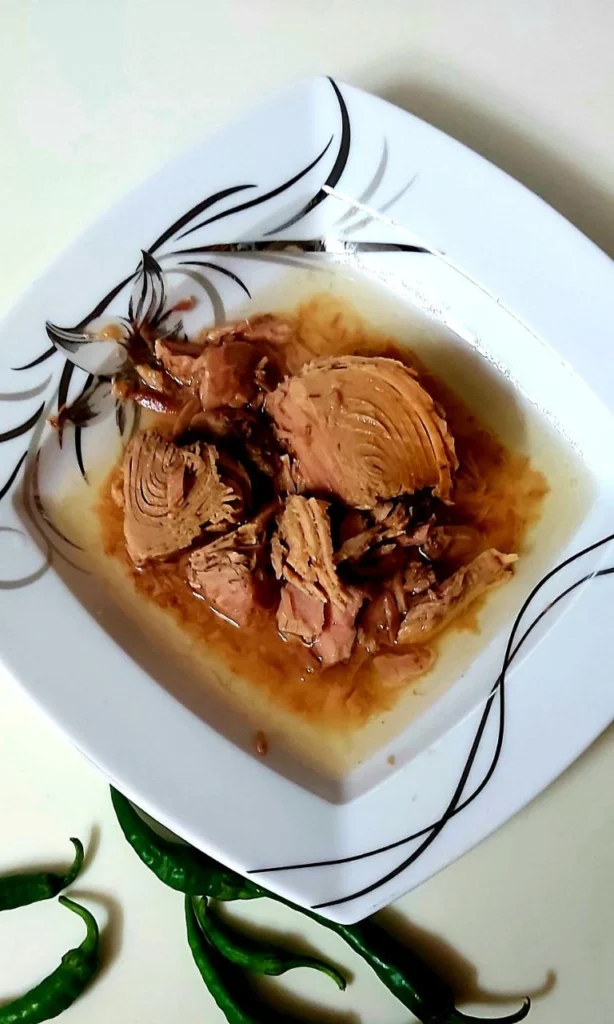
[129,250,166,329]
[0,451,27,502]
[172,267,225,325]
[41,272,133,359]
[0,402,45,443]
[71,273,136,332]
[20,457,87,578]
[0,539,50,591]
[30,452,83,551]
[74,427,86,481]
[0,393,87,589]
[178,260,251,299]
[334,137,388,228]
[0,376,52,402]
[12,346,56,372]
[2,76,394,588]
[176,137,334,241]
[344,173,418,236]
[263,78,351,235]
[74,372,95,482]
[46,324,93,354]
[170,240,429,258]
[56,360,76,447]
[4,73,416,501]
[116,399,126,438]
[248,530,614,910]
[28,273,136,371]
[149,185,256,253]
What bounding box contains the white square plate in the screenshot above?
[2,77,614,923]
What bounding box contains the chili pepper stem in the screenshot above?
[63,839,85,888]
[58,896,100,958]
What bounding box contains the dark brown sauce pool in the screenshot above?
[97,293,548,731]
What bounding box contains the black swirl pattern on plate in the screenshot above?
[1,78,606,908]
[247,531,614,909]
[0,78,361,582]
[2,70,425,499]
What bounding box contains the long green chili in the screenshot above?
[186,897,310,1024]
[193,896,345,989]
[113,785,530,1024]
[0,897,99,1024]
[307,912,531,1024]
[0,840,84,913]
[110,787,262,900]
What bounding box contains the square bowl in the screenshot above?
[1,76,614,922]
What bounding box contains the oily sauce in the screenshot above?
[97,293,548,730]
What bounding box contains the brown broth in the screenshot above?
[97,292,548,731]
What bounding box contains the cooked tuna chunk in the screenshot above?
[267,355,458,508]
[154,338,206,386]
[398,548,516,644]
[373,647,436,687]
[314,587,363,666]
[216,451,252,513]
[187,503,278,623]
[109,292,533,691]
[198,313,294,350]
[358,590,401,653]
[192,502,278,565]
[274,495,366,664]
[358,561,436,652]
[155,314,293,397]
[112,376,183,415]
[271,495,349,609]
[188,550,256,626]
[170,397,203,439]
[421,524,481,562]
[277,584,324,645]
[277,583,363,666]
[122,431,239,565]
[155,336,260,411]
[402,561,436,596]
[335,503,411,563]
[198,342,260,411]
[339,509,369,545]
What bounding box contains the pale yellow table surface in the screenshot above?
[1,2,614,1021]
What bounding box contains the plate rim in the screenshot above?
[1,75,614,922]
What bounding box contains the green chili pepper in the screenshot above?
[193,850,529,1023]
[0,896,99,1024]
[110,787,263,901]
[119,786,530,1024]
[192,896,345,989]
[0,840,84,913]
[186,897,311,1024]
[306,912,531,1024]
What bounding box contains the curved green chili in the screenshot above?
[193,896,345,989]
[0,896,99,1024]
[111,787,262,901]
[307,913,531,1024]
[122,787,530,1024]
[186,897,311,1024]
[0,840,84,913]
[189,848,530,1023]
